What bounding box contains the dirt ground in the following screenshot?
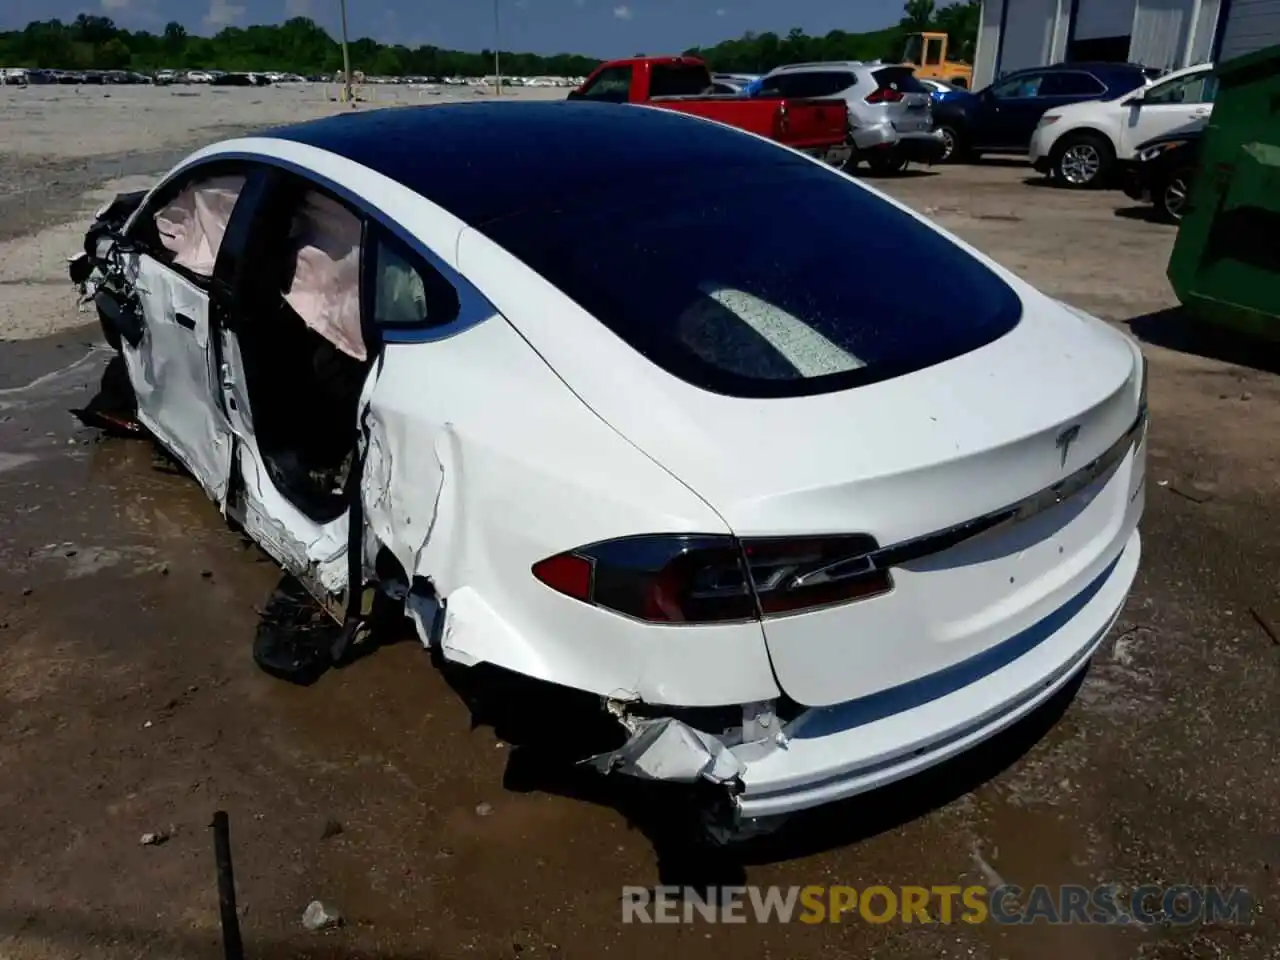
[1,89,1279,960]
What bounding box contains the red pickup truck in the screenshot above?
[568,56,850,159]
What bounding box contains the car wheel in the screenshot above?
[1052,132,1114,189]
[1155,168,1192,224]
[938,125,963,163]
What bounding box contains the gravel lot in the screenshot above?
[1,86,1278,960]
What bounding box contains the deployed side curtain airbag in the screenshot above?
[283,191,366,362]
[153,176,247,276]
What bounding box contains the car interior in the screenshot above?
[227,178,373,524]
[132,170,373,524]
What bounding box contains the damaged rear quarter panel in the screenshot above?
[361,317,780,707]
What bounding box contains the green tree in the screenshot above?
[901,0,936,31]
[0,12,939,78]
[96,36,131,69]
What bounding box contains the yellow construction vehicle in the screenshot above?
[900,31,973,88]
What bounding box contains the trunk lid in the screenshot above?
[590,300,1141,708]
[469,165,1144,708]
[873,65,934,134]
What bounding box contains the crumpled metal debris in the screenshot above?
[587,716,745,784]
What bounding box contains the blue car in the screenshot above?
[919,78,974,105]
[929,62,1152,163]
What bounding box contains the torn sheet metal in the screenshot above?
[588,717,747,785]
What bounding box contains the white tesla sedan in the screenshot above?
[71,101,1146,833]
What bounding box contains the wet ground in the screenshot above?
[1,160,1279,959]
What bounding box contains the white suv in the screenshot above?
[1030,62,1217,189]
[756,61,945,174]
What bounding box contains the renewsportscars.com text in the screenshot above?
[621,884,1253,926]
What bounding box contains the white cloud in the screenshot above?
[100,0,133,10]
[613,4,632,19]
[575,0,586,6]
[284,0,312,16]
[204,0,245,29]
[715,7,726,14]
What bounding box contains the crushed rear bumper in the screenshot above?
[591,522,1141,834]
[734,527,1139,820]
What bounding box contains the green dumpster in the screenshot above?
[1168,43,1280,339]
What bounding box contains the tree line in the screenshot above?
[0,2,979,77]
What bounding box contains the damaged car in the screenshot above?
[70,101,1147,838]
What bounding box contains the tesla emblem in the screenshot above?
[1055,424,1081,468]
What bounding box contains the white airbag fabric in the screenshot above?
[153,176,246,277]
[283,191,366,361]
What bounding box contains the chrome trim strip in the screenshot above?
[790,405,1147,587]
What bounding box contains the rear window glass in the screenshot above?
[650,63,713,97]
[873,66,929,94]
[760,71,856,98]
[482,165,1022,398]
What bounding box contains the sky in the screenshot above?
[0,0,910,58]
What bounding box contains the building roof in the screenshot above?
[266,101,806,226]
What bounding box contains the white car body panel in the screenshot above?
[1029,62,1215,163]
[460,171,1144,709]
[736,526,1141,818]
[122,253,234,503]
[157,139,780,708]
[85,107,1148,823]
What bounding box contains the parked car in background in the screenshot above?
[918,79,977,160]
[568,56,849,160]
[212,71,272,87]
[934,62,1150,164]
[711,72,757,94]
[919,78,970,102]
[1030,62,1216,189]
[1121,123,1205,223]
[69,101,1147,837]
[755,61,945,174]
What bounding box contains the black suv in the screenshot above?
[934,62,1153,161]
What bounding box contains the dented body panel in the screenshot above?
[70,104,1148,833]
[362,322,779,706]
[123,254,234,504]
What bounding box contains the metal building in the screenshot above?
[974,0,1280,88]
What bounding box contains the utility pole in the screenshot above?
[493,0,502,96]
[339,0,354,104]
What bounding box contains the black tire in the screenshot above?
[96,301,122,351]
[867,152,909,176]
[1050,131,1114,189]
[937,125,962,163]
[1153,167,1193,224]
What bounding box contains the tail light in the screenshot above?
[532,533,892,624]
[865,87,904,104]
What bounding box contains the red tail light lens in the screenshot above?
[865,88,904,104]
[532,534,893,624]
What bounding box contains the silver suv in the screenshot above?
[757,62,944,173]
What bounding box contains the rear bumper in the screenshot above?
[734,523,1141,821]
